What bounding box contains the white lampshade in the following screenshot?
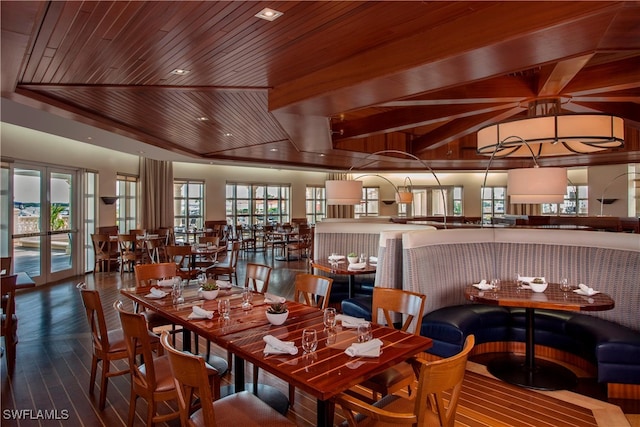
[507,167,567,204]
[325,180,362,205]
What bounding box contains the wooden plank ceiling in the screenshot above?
[2,1,639,171]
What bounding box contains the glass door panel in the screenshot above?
[12,168,43,278]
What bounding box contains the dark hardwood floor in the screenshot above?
[1,249,637,426]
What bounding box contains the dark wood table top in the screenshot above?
[464,280,615,312]
[225,317,432,401]
[120,285,432,402]
[311,259,377,276]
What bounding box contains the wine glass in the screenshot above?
[323,307,337,329]
[357,322,372,343]
[241,287,253,310]
[491,278,501,291]
[302,329,318,353]
[218,299,230,320]
[172,277,184,304]
[560,278,571,292]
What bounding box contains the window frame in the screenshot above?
[174,179,205,230]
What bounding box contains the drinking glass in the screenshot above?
[359,253,366,264]
[241,287,253,310]
[323,307,337,329]
[302,329,318,353]
[218,299,231,320]
[172,278,184,304]
[560,278,571,292]
[491,278,501,291]
[357,322,372,343]
[197,273,207,288]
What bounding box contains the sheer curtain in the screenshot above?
[508,202,541,216]
[140,158,174,230]
[326,173,356,219]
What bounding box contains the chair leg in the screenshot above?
[89,355,99,395]
[253,364,259,392]
[127,389,137,427]
[99,360,110,410]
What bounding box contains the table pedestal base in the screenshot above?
[220,384,289,415]
[487,354,577,391]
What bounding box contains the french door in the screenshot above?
[10,164,80,285]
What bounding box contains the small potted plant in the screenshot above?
[347,252,359,264]
[199,282,219,300]
[266,302,289,325]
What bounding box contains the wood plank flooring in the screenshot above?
[1,250,636,426]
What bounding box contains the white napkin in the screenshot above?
[264,293,286,304]
[157,279,174,287]
[263,335,298,355]
[336,314,368,328]
[188,306,214,319]
[347,262,366,270]
[368,256,378,264]
[328,254,345,261]
[575,283,599,296]
[473,279,492,290]
[345,338,383,357]
[145,287,167,298]
[216,280,232,289]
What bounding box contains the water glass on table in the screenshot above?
[172,277,184,304]
[323,307,336,329]
[560,278,571,292]
[357,322,372,343]
[241,287,253,310]
[218,298,231,320]
[302,329,318,353]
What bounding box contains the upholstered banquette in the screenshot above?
[344,227,640,397]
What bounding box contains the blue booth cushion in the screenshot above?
[341,296,372,321]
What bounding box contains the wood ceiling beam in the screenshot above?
[536,54,594,97]
[270,2,621,116]
[563,56,640,95]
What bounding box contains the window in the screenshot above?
[542,185,588,215]
[305,186,326,224]
[399,186,460,217]
[174,180,204,230]
[355,187,379,217]
[226,183,290,226]
[481,186,506,223]
[116,174,138,233]
[84,171,97,273]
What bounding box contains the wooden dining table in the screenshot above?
[465,280,615,391]
[311,259,377,298]
[121,284,432,426]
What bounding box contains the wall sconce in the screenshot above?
[100,196,117,205]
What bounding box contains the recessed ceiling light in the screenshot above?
[86,136,92,140]
[196,117,208,121]
[270,148,278,152]
[171,68,190,75]
[319,153,325,157]
[223,132,233,137]
[255,8,283,21]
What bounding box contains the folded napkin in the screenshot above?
[368,256,378,264]
[216,280,232,289]
[473,279,493,290]
[263,335,298,355]
[336,314,368,328]
[157,278,174,287]
[145,287,167,298]
[575,283,599,296]
[188,306,214,320]
[264,293,286,304]
[345,338,383,358]
[347,262,366,270]
[328,254,345,261]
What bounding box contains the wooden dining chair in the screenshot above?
[335,335,475,427]
[359,287,426,400]
[79,285,160,410]
[134,263,180,332]
[145,237,166,264]
[165,245,200,280]
[115,300,180,426]
[91,233,117,273]
[0,257,11,275]
[117,234,140,274]
[159,331,295,427]
[195,236,222,269]
[207,241,241,285]
[244,263,272,293]
[1,274,18,371]
[286,225,313,261]
[274,273,334,405]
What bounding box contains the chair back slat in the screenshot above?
[134,263,178,287]
[80,288,111,351]
[244,263,272,293]
[372,287,426,334]
[293,274,333,309]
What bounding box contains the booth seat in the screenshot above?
[344,228,640,398]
